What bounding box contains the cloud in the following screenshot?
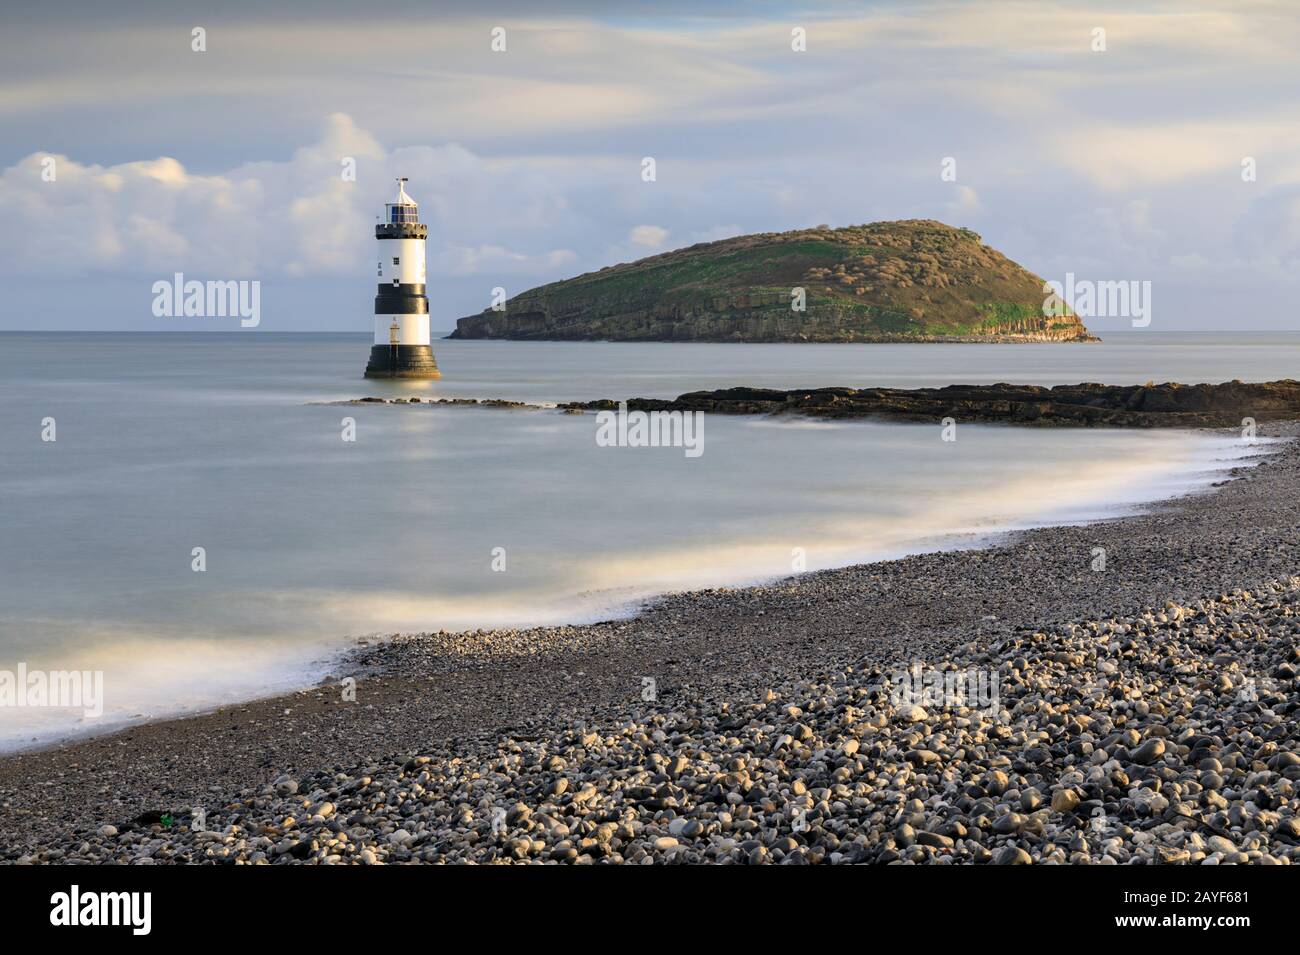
[0,151,262,275]
[0,114,586,280]
[0,17,776,146]
[5,2,1300,330]
[1231,181,1300,276]
[433,244,578,279]
[628,224,670,248]
[945,185,983,218]
[1047,121,1300,191]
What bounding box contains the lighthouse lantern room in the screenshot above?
[364,178,440,378]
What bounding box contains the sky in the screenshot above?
[1,0,1299,333]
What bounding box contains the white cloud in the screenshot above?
[0,152,263,275]
[0,114,587,280]
[433,245,578,278]
[628,224,670,248]
[1047,121,1300,191]
[945,185,983,218]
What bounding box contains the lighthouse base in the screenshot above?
[364,344,441,379]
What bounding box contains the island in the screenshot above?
[449,220,1096,343]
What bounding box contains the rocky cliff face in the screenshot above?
[450,220,1096,343]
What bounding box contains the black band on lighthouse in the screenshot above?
[376,283,427,297]
[375,285,429,314]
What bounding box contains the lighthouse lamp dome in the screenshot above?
[386,177,419,224]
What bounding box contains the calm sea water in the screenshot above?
[0,331,1290,750]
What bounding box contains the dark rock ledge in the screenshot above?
[560,380,1300,428]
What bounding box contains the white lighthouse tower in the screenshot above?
[365,178,440,378]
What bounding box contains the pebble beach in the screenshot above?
[2,422,1298,865]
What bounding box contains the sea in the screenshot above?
[0,330,1292,751]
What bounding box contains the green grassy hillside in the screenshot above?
[450,220,1095,343]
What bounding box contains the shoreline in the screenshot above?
[2,423,1297,863]
[0,426,1256,760]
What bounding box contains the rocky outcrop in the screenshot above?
[451,220,1096,343]
[561,380,1300,428]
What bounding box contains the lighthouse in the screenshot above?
[364,178,440,378]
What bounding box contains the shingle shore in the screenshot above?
[2,425,1297,864]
